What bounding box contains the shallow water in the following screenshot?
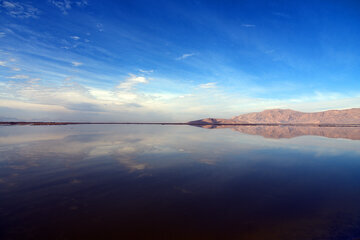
[1,125,360,240]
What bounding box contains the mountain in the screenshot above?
[189,108,360,125]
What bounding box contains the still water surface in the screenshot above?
[1,125,360,239]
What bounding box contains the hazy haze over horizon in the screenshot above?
[0,0,359,121]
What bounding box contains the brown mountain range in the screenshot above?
[189,108,360,125]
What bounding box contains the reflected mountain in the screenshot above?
[196,125,360,140]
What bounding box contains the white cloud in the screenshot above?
[3,1,15,7]
[116,91,138,101]
[49,0,87,14]
[117,74,148,90]
[241,24,256,27]
[49,0,71,14]
[0,99,70,112]
[96,23,104,32]
[89,88,118,102]
[1,72,360,122]
[75,0,87,7]
[30,78,41,82]
[70,35,80,40]
[176,53,196,60]
[71,61,83,67]
[0,59,21,71]
[199,82,217,89]
[0,32,5,38]
[139,69,154,74]
[0,0,40,18]
[0,79,156,120]
[6,74,29,79]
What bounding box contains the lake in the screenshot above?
[1,124,360,239]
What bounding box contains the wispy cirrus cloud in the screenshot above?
[139,69,154,74]
[272,12,291,18]
[75,0,87,7]
[176,53,196,60]
[199,82,217,89]
[70,35,80,40]
[0,59,21,71]
[71,61,83,67]
[49,0,87,14]
[6,74,29,79]
[241,24,256,27]
[0,0,40,18]
[96,23,104,32]
[49,0,71,14]
[0,32,5,38]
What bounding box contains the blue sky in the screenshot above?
[0,0,359,121]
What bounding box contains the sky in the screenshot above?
[0,0,359,122]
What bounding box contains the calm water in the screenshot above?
[1,125,360,240]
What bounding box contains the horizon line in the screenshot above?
[1,122,360,127]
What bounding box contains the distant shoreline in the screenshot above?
[1,122,360,127]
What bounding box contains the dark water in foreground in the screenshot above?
[1,125,360,240]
